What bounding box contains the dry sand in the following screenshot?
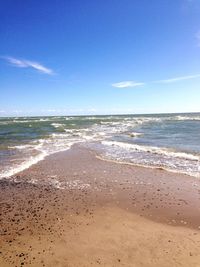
[1,145,200,266]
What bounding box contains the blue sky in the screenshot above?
[0,0,200,116]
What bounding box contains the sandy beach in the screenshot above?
[1,145,200,267]
[2,0,200,265]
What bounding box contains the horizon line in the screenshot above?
[0,111,200,118]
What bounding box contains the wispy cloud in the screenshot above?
[154,74,200,83]
[112,81,145,88]
[3,56,54,75]
[112,73,200,88]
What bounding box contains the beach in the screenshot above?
[1,144,200,267]
[2,0,200,265]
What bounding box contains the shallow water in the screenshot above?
[0,113,200,178]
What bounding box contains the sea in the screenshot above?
[0,113,200,179]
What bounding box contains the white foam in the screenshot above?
[101,141,200,161]
[12,120,31,123]
[0,137,76,179]
[175,115,200,121]
[47,178,91,190]
[39,118,49,121]
[0,151,47,179]
[9,144,35,150]
[2,114,200,180]
[51,123,65,128]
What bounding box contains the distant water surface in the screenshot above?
[0,113,200,178]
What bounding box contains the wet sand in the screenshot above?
[1,145,200,266]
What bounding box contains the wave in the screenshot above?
[101,141,200,161]
[8,144,35,150]
[174,115,200,121]
[99,140,200,178]
[0,138,75,179]
[120,115,200,125]
[0,151,47,178]
[51,123,65,128]
[1,114,200,180]
[0,119,51,125]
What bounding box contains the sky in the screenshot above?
[0,0,200,116]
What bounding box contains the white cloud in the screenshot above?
[3,56,54,75]
[154,74,200,83]
[112,73,200,88]
[112,81,144,88]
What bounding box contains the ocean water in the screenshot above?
[0,113,200,178]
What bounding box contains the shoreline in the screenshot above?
[1,141,199,181]
[96,153,200,178]
[1,144,200,266]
